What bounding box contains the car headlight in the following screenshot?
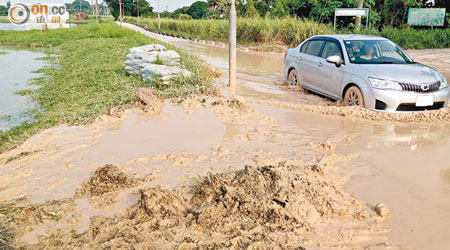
[440,75,448,89]
[368,77,402,91]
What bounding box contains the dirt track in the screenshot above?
[1,23,450,250]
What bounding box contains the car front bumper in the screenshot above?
[363,87,450,112]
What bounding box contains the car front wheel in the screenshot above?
[287,69,299,86]
[344,86,365,107]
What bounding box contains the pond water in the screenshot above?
[0,23,77,31]
[0,48,47,131]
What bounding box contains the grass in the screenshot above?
[67,16,114,24]
[125,16,332,47]
[125,16,450,50]
[0,21,217,152]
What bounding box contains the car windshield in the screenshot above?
[344,40,414,64]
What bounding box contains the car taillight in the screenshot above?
[284,51,287,58]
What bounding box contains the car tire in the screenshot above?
[344,86,365,107]
[287,69,299,86]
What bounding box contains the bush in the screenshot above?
[178,14,193,20]
[126,16,450,50]
[126,16,332,46]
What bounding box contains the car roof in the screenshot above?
[310,34,388,41]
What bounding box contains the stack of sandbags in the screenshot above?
[125,43,190,84]
[141,64,192,84]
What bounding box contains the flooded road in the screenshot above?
[1,23,449,249]
[123,23,450,250]
[0,48,46,131]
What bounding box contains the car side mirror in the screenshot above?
[326,55,341,67]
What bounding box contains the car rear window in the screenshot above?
[304,40,325,57]
[300,42,309,53]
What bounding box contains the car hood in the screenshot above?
[358,63,441,83]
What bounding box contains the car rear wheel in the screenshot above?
[344,86,364,107]
[288,69,299,86]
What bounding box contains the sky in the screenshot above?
[0,0,200,12]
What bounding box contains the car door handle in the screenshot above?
[297,56,303,61]
[317,62,323,67]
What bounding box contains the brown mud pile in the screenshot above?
[17,161,392,249]
[75,164,142,197]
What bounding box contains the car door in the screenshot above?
[296,39,326,90]
[316,40,345,99]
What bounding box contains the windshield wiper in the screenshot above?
[375,61,394,64]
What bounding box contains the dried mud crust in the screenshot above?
[24,162,390,249]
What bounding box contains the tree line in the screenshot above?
[166,0,450,28]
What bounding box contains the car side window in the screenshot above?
[300,42,309,53]
[304,40,325,57]
[322,41,344,61]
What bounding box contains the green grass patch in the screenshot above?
[125,16,450,50]
[0,21,217,152]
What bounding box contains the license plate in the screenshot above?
[416,95,434,107]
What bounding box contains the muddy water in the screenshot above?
[0,48,46,131]
[1,23,450,249]
[124,23,450,250]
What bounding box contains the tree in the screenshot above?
[171,6,190,18]
[0,5,7,16]
[104,0,153,20]
[244,0,259,17]
[65,0,91,13]
[187,1,209,19]
[271,0,287,18]
[207,0,229,18]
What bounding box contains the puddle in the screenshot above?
[0,104,226,203]
[0,48,47,131]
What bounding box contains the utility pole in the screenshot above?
[229,0,237,94]
[355,0,364,31]
[157,0,160,29]
[95,0,100,21]
[119,0,123,27]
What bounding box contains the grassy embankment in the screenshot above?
[125,16,450,50]
[0,21,217,152]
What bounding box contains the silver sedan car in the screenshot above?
[283,34,449,112]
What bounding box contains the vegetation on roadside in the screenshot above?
[126,16,450,50]
[126,16,333,46]
[0,21,217,152]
